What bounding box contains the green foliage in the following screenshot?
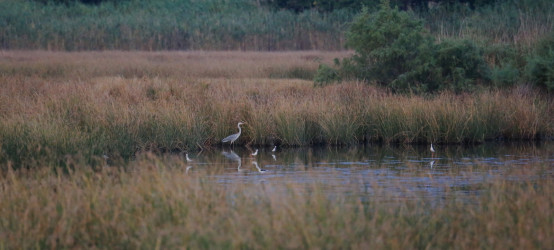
[483,44,524,87]
[525,34,554,92]
[314,64,341,87]
[490,63,520,88]
[433,39,490,92]
[321,0,494,93]
[345,1,434,85]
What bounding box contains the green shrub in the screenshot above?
[314,64,340,86]
[525,34,554,92]
[317,0,494,94]
[434,39,491,92]
[491,63,520,87]
[319,0,440,93]
[484,44,524,88]
[345,1,435,86]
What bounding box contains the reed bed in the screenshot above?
[0,0,351,51]
[0,51,552,168]
[0,155,552,249]
[1,0,552,51]
[423,0,554,48]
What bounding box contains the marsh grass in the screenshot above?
[0,156,552,249]
[0,0,352,51]
[423,0,554,48]
[0,51,552,167]
[1,0,551,51]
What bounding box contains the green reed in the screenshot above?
[1,0,551,51]
[0,0,352,51]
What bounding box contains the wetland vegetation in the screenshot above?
[0,51,552,168]
[0,0,553,248]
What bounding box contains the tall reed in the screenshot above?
[1,0,551,51]
[0,0,352,51]
[0,51,552,168]
[422,0,554,47]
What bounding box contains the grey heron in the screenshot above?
[430,143,435,153]
[272,146,277,152]
[251,149,258,156]
[222,122,246,145]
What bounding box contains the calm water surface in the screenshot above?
[182,142,554,201]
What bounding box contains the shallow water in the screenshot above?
[182,142,554,202]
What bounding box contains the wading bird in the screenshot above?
[222,122,246,146]
[251,149,258,156]
[272,146,277,152]
[430,143,435,153]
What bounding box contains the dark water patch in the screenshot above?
[177,142,553,204]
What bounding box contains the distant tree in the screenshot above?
[263,0,499,12]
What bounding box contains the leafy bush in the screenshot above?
[314,64,341,86]
[316,0,493,93]
[434,39,490,92]
[525,34,554,92]
[491,63,520,88]
[484,44,524,88]
[344,1,435,86]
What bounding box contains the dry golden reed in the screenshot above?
[0,51,552,167]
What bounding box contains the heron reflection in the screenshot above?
[222,150,244,172]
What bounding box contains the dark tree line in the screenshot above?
[34,0,499,10]
[263,0,499,12]
[34,0,123,5]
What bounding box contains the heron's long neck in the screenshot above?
[237,124,242,133]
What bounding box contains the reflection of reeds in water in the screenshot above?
[0,156,551,249]
[0,52,552,168]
